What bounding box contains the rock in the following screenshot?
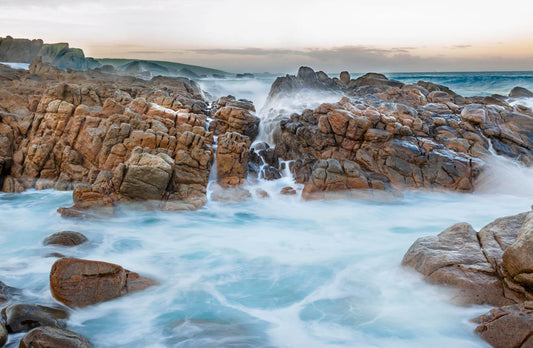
[280,186,296,195]
[119,149,174,200]
[256,189,269,198]
[1,303,68,333]
[502,212,533,287]
[19,326,93,348]
[509,86,533,98]
[210,96,260,141]
[403,211,533,306]
[339,71,350,85]
[348,73,404,89]
[216,132,251,186]
[266,66,340,102]
[0,281,20,304]
[0,322,6,347]
[473,302,533,348]
[50,258,156,307]
[43,231,88,246]
[210,183,251,202]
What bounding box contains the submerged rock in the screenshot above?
[50,258,156,308]
[1,303,68,333]
[19,326,93,348]
[43,231,88,246]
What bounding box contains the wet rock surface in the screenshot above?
[1,303,68,333]
[50,258,156,308]
[267,67,533,198]
[43,231,88,246]
[403,210,533,347]
[19,326,93,348]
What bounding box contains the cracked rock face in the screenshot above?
[473,302,533,348]
[402,212,533,306]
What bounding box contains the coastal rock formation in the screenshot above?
[268,67,533,198]
[50,258,156,308]
[209,95,260,141]
[403,211,533,346]
[0,36,101,70]
[0,59,215,213]
[216,132,251,186]
[0,323,6,347]
[19,326,93,348]
[1,304,68,333]
[509,86,533,98]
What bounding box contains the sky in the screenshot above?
[1,0,532,73]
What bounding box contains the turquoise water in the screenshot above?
[1,165,533,347]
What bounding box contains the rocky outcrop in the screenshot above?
[19,326,93,348]
[402,213,529,306]
[216,132,251,186]
[0,36,101,70]
[268,67,533,198]
[50,258,156,308]
[267,66,340,100]
[403,210,533,347]
[1,304,68,333]
[43,231,88,246]
[0,60,216,213]
[209,95,260,141]
[0,322,6,347]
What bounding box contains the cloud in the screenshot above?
[449,45,472,49]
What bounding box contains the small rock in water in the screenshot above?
[280,186,297,195]
[50,258,157,308]
[1,303,68,333]
[509,86,533,98]
[256,189,269,198]
[19,326,93,348]
[43,231,88,246]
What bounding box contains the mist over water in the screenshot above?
[2,71,533,347]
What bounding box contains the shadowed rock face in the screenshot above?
[1,303,68,333]
[50,258,156,308]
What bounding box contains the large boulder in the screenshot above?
[209,96,260,141]
[0,322,6,347]
[402,212,532,306]
[50,258,156,308]
[1,304,68,333]
[119,148,174,200]
[502,212,533,287]
[20,326,93,348]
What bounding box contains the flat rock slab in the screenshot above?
[50,258,156,308]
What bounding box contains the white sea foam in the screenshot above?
[0,62,30,70]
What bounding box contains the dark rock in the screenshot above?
[509,86,533,98]
[43,231,88,247]
[50,258,157,308]
[19,326,93,348]
[1,303,68,333]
